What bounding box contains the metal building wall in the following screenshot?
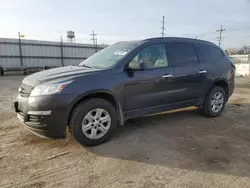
[0,38,21,67]
[0,38,106,68]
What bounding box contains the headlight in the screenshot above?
[30,81,71,96]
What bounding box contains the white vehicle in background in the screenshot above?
[229,57,249,77]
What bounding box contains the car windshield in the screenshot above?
[79,42,138,69]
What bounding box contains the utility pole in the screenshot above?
[90,31,97,45]
[90,31,98,52]
[18,32,23,66]
[216,25,226,47]
[160,16,166,37]
[60,36,64,66]
[95,38,98,52]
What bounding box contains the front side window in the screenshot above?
[128,44,168,70]
[195,44,224,63]
[79,42,138,69]
[166,43,198,67]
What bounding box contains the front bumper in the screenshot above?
[14,94,77,138]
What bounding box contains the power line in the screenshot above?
[226,26,250,32]
[216,25,226,47]
[160,16,166,37]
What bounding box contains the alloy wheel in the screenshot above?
[211,92,224,113]
[81,108,111,139]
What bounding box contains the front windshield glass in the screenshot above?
[79,42,138,69]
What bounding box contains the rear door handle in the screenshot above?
[162,74,173,78]
[199,70,207,74]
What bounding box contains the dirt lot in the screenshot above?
[0,76,250,188]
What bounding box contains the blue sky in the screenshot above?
[1,0,250,48]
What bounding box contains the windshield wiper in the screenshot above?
[78,64,95,69]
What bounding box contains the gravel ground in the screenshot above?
[0,76,250,188]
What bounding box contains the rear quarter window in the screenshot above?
[194,44,224,63]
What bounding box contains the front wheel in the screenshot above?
[69,98,118,146]
[202,86,227,117]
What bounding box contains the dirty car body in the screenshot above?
[15,37,235,145]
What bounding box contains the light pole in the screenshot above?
[18,32,25,66]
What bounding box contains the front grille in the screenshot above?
[19,84,34,98]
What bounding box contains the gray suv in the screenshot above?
[15,37,235,146]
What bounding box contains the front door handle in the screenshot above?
[162,74,173,78]
[199,70,207,74]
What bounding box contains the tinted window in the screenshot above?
[166,43,198,67]
[195,44,224,63]
[128,44,169,69]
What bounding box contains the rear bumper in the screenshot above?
[15,94,77,138]
[228,73,235,98]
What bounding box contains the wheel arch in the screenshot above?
[68,90,124,127]
[206,78,229,101]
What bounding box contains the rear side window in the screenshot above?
[166,43,198,67]
[195,44,224,63]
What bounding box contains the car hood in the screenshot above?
[22,66,99,86]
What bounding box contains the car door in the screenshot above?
[165,43,207,103]
[194,43,227,97]
[123,43,175,117]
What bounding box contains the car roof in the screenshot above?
[142,37,217,47]
[116,37,218,48]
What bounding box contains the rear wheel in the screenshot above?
[69,98,117,146]
[202,86,227,117]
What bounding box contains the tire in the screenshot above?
[202,86,227,117]
[69,98,118,146]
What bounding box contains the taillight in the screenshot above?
[230,63,236,69]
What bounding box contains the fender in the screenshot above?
[205,78,229,100]
[70,89,124,126]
